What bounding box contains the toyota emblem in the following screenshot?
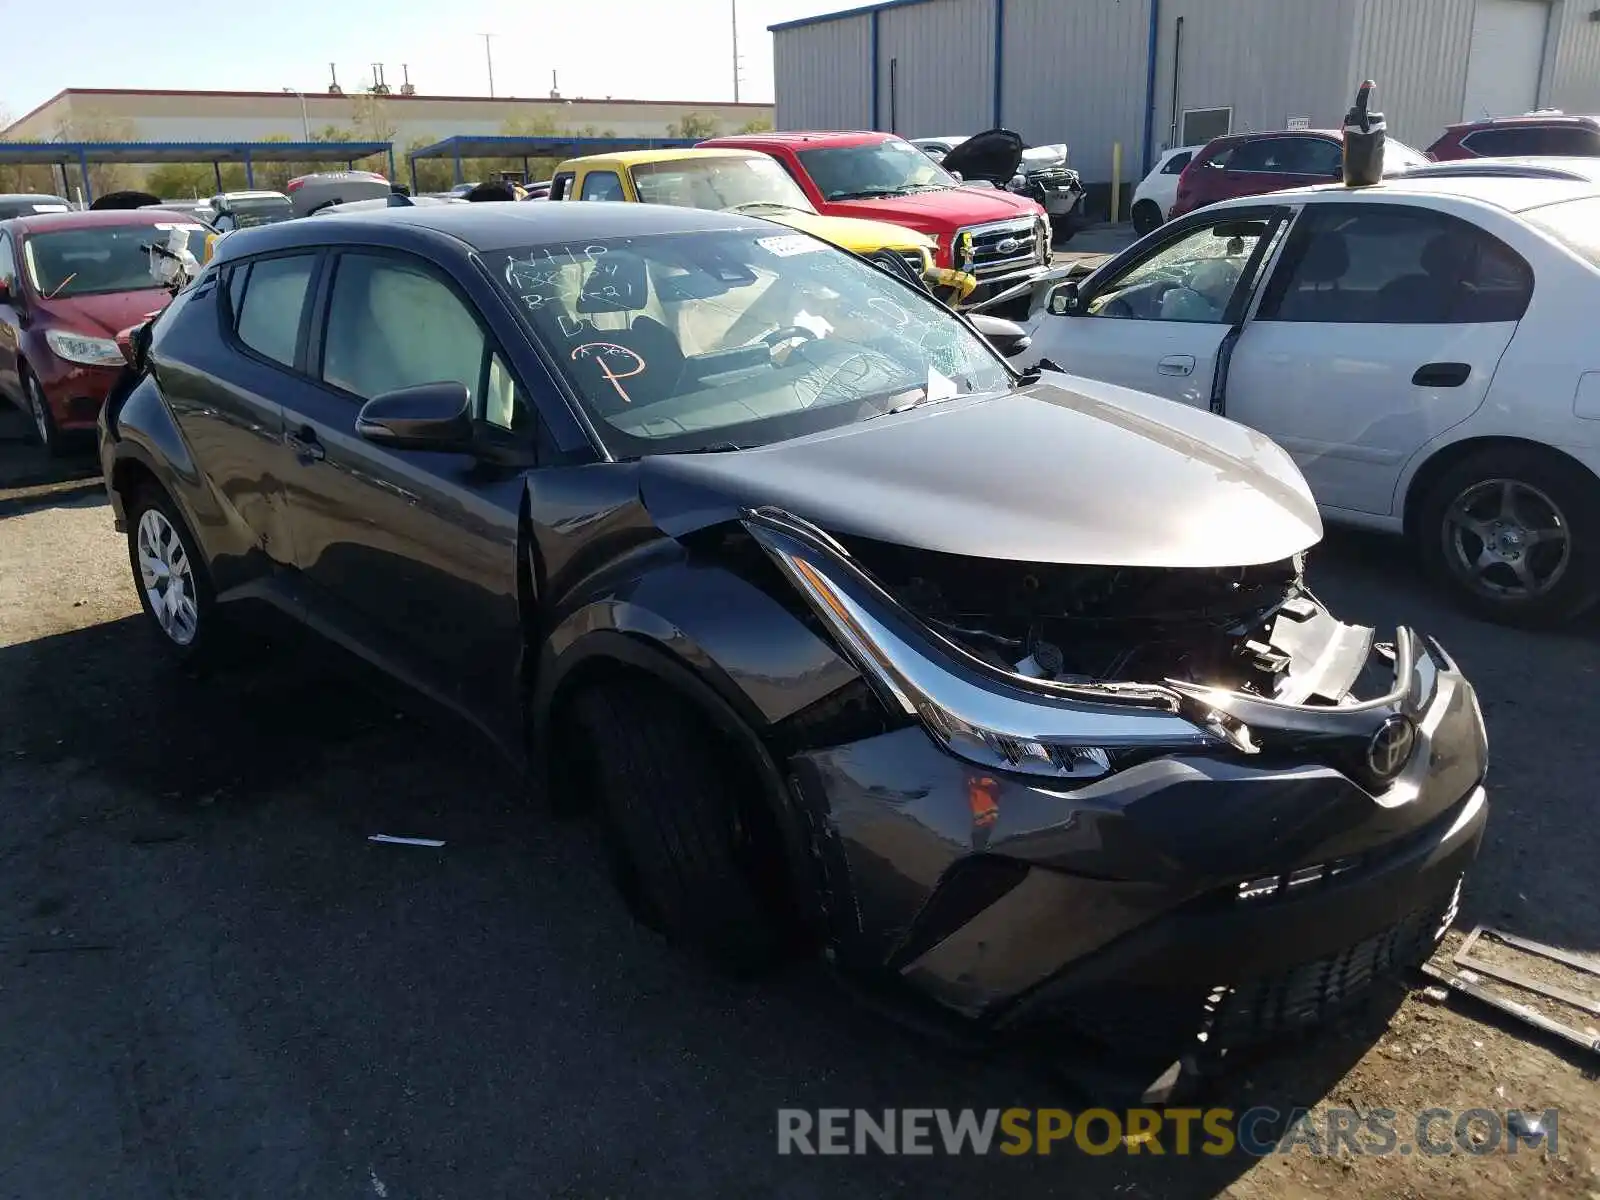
[1366,714,1417,782]
[995,236,1021,255]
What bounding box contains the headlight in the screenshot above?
[745,508,1220,780]
[953,230,975,270]
[45,329,124,367]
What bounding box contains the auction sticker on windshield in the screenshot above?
[757,234,822,258]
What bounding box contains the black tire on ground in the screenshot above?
[570,681,787,974]
[1416,445,1600,627]
[21,369,66,458]
[124,482,223,667]
[1132,200,1163,236]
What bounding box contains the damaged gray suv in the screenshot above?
[98,201,1488,1086]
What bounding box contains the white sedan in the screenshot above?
[1017,174,1600,626]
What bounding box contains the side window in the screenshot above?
[0,234,15,290]
[1462,127,1531,157]
[1085,216,1272,322]
[1161,151,1194,175]
[550,172,574,201]
[1533,125,1600,156]
[320,252,529,432]
[1222,140,1279,173]
[231,254,317,368]
[1258,206,1533,324]
[579,171,624,202]
[1284,137,1343,178]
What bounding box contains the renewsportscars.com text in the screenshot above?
[776,1107,1559,1157]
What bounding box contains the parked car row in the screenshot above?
[89,195,1490,1094]
[1132,110,1600,234]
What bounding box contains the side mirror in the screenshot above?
[966,312,1032,358]
[356,382,475,452]
[949,170,964,182]
[1009,173,1028,191]
[1048,281,1080,315]
[0,278,14,306]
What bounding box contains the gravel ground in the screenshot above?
[0,409,1597,1200]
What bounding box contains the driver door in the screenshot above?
[1023,207,1287,410]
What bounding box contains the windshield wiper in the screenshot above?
[727,201,802,214]
[677,441,745,454]
[828,189,898,201]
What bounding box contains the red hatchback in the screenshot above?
[1425,114,1600,161]
[1169,129,1430,220]
[0,209,209,455]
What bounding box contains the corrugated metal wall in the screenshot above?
[774,14,874,130]
[1001,0,1153,182]
[876,0,997,136]
[1547,0,1600,113]
[1346,0,1476,147]
[1149,0,1360,154]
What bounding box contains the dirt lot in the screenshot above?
[1,402,1597,1200]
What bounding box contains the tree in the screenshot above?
[736,118,774,134]
[53,109,140,198]
[0,108,57,194]
[144,162,246,198]
[350,89,396,144]
[407,136,454,192]
[667,113,721,139]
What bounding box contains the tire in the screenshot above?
[21,369,65,458]
[124,482,221,666]
[570,681,786,974]
[1132,199,1163,236]
[1416,446,1600,627]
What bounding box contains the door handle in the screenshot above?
[285,425,325,462]
[1158,354,1196,377]
[1412,362,1471,388]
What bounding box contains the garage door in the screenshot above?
[1462,0,1550,120]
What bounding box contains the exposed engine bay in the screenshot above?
[838,536,1376,706]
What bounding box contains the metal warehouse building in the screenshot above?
[773,0,1600,195]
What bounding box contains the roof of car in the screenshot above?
[699,131,892,150]
[211,198,766,259]
[1446,112,1600,131]
[560,147,770,169]
[1214,173,1600,213]
[1401,155,1600,182]
[5,207,209,234]
[0,193,70,203]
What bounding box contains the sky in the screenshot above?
[1,0,847,123]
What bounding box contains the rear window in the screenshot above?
[1524,197,1600,268]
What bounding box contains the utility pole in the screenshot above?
[731,0,741,102]
[282,87,310,139]
[479,33,496,98]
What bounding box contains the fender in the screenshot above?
[105,374,205,533]
[534,555,859,741]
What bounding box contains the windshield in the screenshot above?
[22,223,210,298]
[632,156,814,214]
[217,197,293,227]
[1381,140,1432,174]
[798,138,957,201]
[1524,197,1600,268]
[491,228,1010,458]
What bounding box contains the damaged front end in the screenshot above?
[747,506,1489,1074]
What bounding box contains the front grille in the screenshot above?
[1045,888,1458,1060]
[961,218,1043,278]
[1029,167,1078,188]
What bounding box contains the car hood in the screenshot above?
[766,209,936,254]
[827,185,1040,231]
[941,128,1026,183]
[638,376,1321,568]
[37,289,172,339]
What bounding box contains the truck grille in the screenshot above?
[961,218,1044,279]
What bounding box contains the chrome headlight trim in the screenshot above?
[743,507,1220,780]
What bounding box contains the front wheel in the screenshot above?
[21,370,65,457]
[1132,199,1163,236]
[1417,447,1600,626]
[570,682,788,974]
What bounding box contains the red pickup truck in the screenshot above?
[699,130,1049,313]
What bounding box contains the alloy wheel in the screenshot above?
[25,378,51,447]
[136,508,199,645]
[1441,477,1571,602]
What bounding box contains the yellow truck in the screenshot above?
[549,148,977,306]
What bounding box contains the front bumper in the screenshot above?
[763,516,1490,1060]
[37,358,120,431]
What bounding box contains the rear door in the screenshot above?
[1023,206,1287,408]
[1225,200,1531,516]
